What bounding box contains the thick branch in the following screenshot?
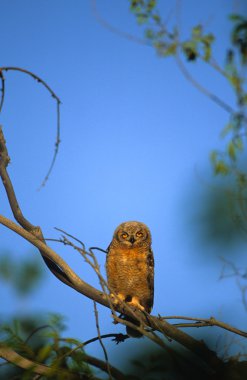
[0,345,82,379]
[0,344,126,380]
[85,354,127,380]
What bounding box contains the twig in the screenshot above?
[90,246,108,254]
[54,226,86,250]
[38,100,61,189]
[0,70,5,113]
[113,314,167,349]
[161,315,247,338]
[219,257,247,312]
[175,54,234,114]
[91,0,149,46]
[59,333,128,349]
[93,301,112,380]
[24,324,55,344]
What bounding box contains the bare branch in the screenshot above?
[91,0,149,46]
[84,354,127,380]
[175,54,234,114]
[0,70,5,113]
[0,66,61,187]
[219,257,247,313]
[161,315,247,338]
[93,301,112,380]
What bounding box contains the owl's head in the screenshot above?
[113,221,151,248]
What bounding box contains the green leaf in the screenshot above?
[229,14,244,22]
[202,34,214,61]
[147,0,156,12]
[137,13,148,24]
[220,123,233,138]
[203,43,211,61]
[36,345,53,362]
[214,160,229,175]
[162,43,177,57]
[152,14,160,24]
[63,338,81,346]
[192,25,202,39]
[228,141,236,161]
[228,74,242,92]
[145,28,155,39]
[154,41,167,56]
[182,41,198,61]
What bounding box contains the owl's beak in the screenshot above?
[129,236,136,244]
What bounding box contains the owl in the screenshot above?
[106,221,154,336]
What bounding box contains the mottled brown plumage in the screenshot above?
[106,221,154,336]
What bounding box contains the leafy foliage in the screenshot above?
[129,0,247,237]
[0,314,92,379]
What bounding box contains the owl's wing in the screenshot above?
[146,248,154,313]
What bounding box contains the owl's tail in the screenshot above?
[124,315,143,338]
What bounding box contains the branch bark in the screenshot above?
[0,345,82,379]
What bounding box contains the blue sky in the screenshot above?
[1,0,247,370]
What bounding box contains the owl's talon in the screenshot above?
[109,292,126,307]
[127,296,145,311]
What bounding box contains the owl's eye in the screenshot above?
[121,233,128,239]
[136,231,143,238]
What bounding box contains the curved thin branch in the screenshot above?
[91,1,237,117]
[0,66,61,187]
[59,333,128,349]
[0,66,61,104]
[175,54,235,114]
[91,0,149,46]
[38,100,61,189]
[0,70,5,113]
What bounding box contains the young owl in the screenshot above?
[106,221,154,336]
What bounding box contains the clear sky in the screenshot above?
[1,0,247,370]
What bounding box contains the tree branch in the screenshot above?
[0,344,83,380]
[84,354,127,380]
[0,124,244,374]
[0,66,61,188]
[93,301,113,380]
[162,315,247,338]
